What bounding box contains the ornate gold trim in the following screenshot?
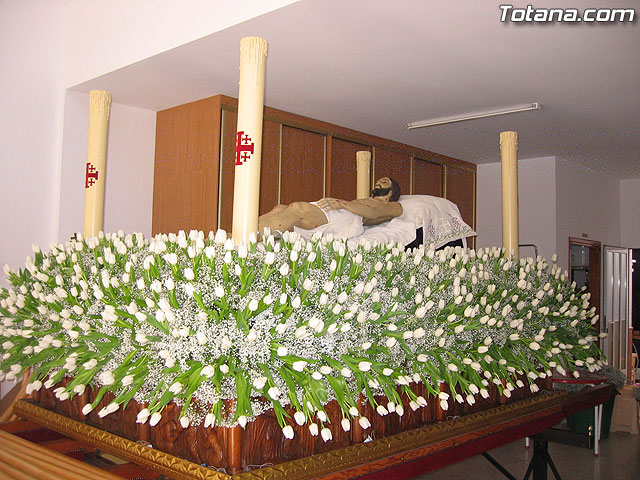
[14,400,230,480]
[15,391,566,480]
[233,391,566,479]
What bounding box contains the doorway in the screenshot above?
[568,237,601,334]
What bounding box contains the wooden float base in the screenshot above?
[13,385,612,480]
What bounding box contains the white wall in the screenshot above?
[620,178,640,248]
[478,156,625,271]
[0,1,65,282]
[0,0,65,400]
[476,156,557,261]
[555,158,621,270]
[63,0,300,88]
[58,91,156,241]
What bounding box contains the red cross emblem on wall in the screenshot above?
[85,162,99,188]
[235,131,255,165]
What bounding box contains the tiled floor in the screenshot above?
[416,431,640,480]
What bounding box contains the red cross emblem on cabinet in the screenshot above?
[85,162,99,188]
[235,131,255,165]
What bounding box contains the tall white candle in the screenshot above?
[500,131,519,258]
[356,151,371,199]
[83,90,112,238]
[232,36,269,244]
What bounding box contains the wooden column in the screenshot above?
[227,425,243,474]
[232,37,268,244]
[500,131,519,258]
[83,90,112,238]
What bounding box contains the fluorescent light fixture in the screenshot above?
[406,103,540,129]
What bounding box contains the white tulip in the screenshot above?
[268,386,280,400]
[292,360,307,372]
[233,415,246,428]
[376,405,388,416]
[294,411,306,426]
[204,413,215,428]
[341,418,351,432]
[253,376,267,390]
[358,416,372,429]
[358,361,372,372]
[150,412,162,426]
[282,425,294,439]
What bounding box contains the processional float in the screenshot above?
[0,36,611,480]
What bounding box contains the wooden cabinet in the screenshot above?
[280,126,325,204]
[152,95,476,237]
[218,109,281,232]
[327,138,369,200]
[153,96,223,235]
[413,158,443,197]
[373,148,412,197]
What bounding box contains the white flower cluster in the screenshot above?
[0,230,604,441]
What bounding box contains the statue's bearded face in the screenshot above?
[372,177,392,198]
[371,186,391,197]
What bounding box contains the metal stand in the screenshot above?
[482,452,519,480]
[484,431,579,480]
[523,437,563,480]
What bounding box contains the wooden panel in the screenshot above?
[445,165,476,247]
[219,109,281,233]
[328,138,370,200]
[151,95,476,239]
[219,95,475,174]
[0,429,124,480]
[152,96,221,235]
[413,159,443,197]
[373,148,411,197]
[280,126,325,204]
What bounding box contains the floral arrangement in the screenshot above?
[0,229,605,441]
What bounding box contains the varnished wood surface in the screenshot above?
[153,96,222,235]
[219,96,475,170]
[219,110,281,232]
[152,94,477,236]
[14,400,228,480]
[279,126,325,204]
[372,148,412,196]
[27,374,552,476]
[413,159,443,197]
[13,384,617,480]
[327,138,370,201]
[0,429,125,480]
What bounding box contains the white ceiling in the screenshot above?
[71,0,640,178]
